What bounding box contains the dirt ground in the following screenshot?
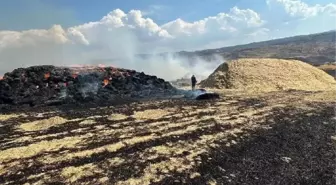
[0,89,335,185]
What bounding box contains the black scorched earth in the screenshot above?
[0,65,335,185]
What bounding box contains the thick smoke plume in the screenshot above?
[0,6,249,82]
[0,24,224,82]
[0,6,240,82]
[88,54,224,81]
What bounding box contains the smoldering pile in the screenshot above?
[0,65,178,107]
[182,89,220,100]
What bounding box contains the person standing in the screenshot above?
[191,75,197,90]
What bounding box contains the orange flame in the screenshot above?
[44,72,51,79]
[103,79,109,87]
[72,73,78,79]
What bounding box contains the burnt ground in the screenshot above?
[0,90,335,185]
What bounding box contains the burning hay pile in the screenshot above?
[200,58,336,92]
[0,65,177,106]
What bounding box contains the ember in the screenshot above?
[103,79,109,87]
[44,72,51,79]
[72,73,78,79]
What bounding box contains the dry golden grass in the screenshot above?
[1,89,334,184]
[117,138,213,185]
[0,136,83,162]
[61,163,103,183]
[108,157,125,166]
[26,173,53,185]
[208,179,218,185]
[117,120,247,185]
[0,114,22,121]
[5,136,33,146]
[0,165,6,176]
[79,119,97,125]
[39,135,156,165]
[19,116,68,131]
[304,90,336,102]
[99,177,109,183]
[107,113,129,121]
[116,155,197,185]
[36,110,224,166]
[133,109,171,120]
[200,58,336,92]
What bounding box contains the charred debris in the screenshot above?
[0,65,219,108]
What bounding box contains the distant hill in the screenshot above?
[100,30,335,66]
[175,30,336,65]
[97,30,335,80]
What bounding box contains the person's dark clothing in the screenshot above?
[191,76,197,90]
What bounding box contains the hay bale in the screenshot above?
[199,58,336,92]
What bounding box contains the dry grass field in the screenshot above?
[0,89,335,185]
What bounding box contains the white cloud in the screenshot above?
[162,7,264,37]
[268,0,336,18]
[0,7,266,80]
[0,2,334,80]
[0,25,69,48]
[264,0,336,39]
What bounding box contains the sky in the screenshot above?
[0,0,335,79]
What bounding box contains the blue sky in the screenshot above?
[0,0,333,30]
[0,0,335,76]
[1,0,248,29]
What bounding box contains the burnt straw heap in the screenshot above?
[0,65,178,106]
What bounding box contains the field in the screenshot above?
[0,89,335,185]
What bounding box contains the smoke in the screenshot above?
[79,82,99,98]
[89,54,224,81]
[142,54,223,81]
[59,88,68,99]
[77,25,224,81]
[183,89,206,99]
[0,8,228,81]
[63,26,225,82]
[75,72,101,97]
[0,26,224,82]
